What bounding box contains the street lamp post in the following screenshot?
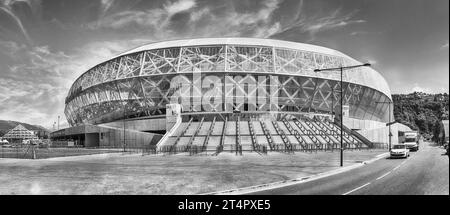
[123,102,126,152]
[314,63,371,167]
[376,101,394,151]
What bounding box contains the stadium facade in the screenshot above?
[51,38,402,153]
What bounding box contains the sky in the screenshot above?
[0,0,448,129]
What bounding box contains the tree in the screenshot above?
[432,120,442,143]
[393,93,449,138]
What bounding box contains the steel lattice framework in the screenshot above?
[65,38,392,126]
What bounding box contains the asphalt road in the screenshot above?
[248,141,449,195]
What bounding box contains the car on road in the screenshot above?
[390,144,410,159]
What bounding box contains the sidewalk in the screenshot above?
[0,149,389,195]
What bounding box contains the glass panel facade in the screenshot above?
[65,44,392,126]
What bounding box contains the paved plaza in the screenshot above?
[0,149,386,194]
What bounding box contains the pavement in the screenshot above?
[202,152,389,195]
[0,148,388,195]
[244,141,449,195]
[0,152,138,163]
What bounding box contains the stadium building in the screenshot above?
[51,38,402,153]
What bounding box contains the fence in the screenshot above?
[371,143,389,149]
[0,144,123,159]
[0,141,390,159]
[141,142,388,156]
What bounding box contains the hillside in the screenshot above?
[393,92,449,140]
[0,120,49,137]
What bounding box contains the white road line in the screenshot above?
[376,171,391,180]
[392,159,408,171]
[342,157,409,195]
[342,182,371,195]
[392,165,400,171]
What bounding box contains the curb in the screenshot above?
[200,152,390,195]
[0,152,142,162]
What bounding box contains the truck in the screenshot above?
[399,130,420,151]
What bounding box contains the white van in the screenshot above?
[399,131,419,151]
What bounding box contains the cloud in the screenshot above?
[365,59,377,65]
[186,0,283,38]
[0,5,32,44]
[411,83,431,93]
[228,0,279,26]
[350,31,363,36]
[86,0,366,41]
[272,5,366,41]
[309,19,364,35]
[0,0,41,45]
[0,41,76,127]
[87,0,283,39]
[0,36,162,129]
[349,31,383,37]
[0,39,25,55]
[100,0,115,17]
[305,16,365,33]
[189,7,209,22]
[0,39,143,128]
[441,42,449,49]
[164,0,196,15]
[87,7,166,31]
[88,0,197,31]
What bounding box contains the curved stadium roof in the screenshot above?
[114,38,391,99]
[70,37,391,100]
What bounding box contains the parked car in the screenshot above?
[390,144,410,159]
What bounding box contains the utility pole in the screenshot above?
[123,102,126,152]
[376,101,394,151]
[331,89,334,116]
[340,66,343,167]
[315,63,371,167]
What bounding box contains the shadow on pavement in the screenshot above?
[385,157,408,160]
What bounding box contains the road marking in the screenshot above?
[342,182,371,195]
[392,159,408,171]
[392,165,401,171]
[376,152,389,158]
[376,171,391,180]
[203,151,390,195]
[343,157,410,195]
